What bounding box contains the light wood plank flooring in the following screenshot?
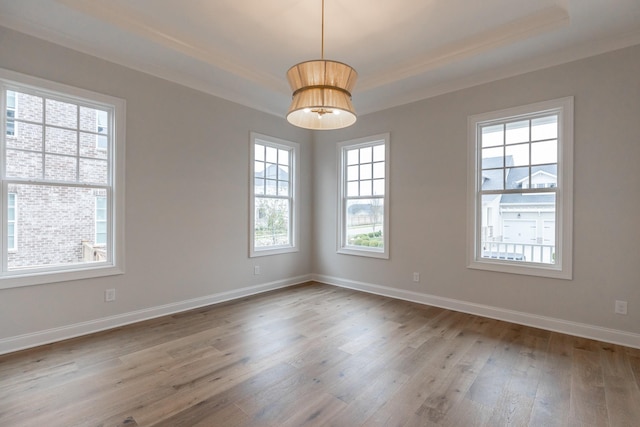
[1,282,639,426]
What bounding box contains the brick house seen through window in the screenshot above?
[4,89,109,270]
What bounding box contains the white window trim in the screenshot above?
[0,68,125,289]
[337,133,390,259]
[249,132,300,257]
[466,97,573,279]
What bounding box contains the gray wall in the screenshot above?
[0,26,312,340]
[1,24,639,347]
[313,44,640,336]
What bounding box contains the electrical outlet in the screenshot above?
[615,300,627,315]
[254,265,261,275]
[105,288,116,302]
[413,272,420,282]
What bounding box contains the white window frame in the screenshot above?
[337,133,390,259]
[467,97,573,279]
[0,68,125,289]
[249,132,299,257]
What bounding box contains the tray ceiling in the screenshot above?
[1,0,639,118]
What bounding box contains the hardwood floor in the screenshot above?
[1,282,639,426]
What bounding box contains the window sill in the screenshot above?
[467,259,571,280]
[250,246,298,258]
[338,246,389,259]
[0,264,124,289]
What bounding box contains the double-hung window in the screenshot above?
[249,132,299,257]
[0,69,125,288]
[338,133,390,259]
[467,97,573,279]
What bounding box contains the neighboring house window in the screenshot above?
[249,132,299,257]
[95,196,107,245]
[337,133,390,259]
[467,97,573,279]
[6,90,15,136]
[0,69,125,288]
[96,109,108,150]
[7,193,16,251]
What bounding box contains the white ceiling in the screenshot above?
[1,0,639,118]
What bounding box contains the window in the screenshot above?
[95,196,107,245]
[338,133,390,259]
[6,90,15,136]
[249,132,299,257]
[0,68,125,288]
[467,97,573,279]
[7,193,16,251]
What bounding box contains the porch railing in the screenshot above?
[481,241,555,264]
[82,240,107,262]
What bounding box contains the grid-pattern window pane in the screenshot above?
[5,90,110,186]
[344,144,385,250]
[468,97,573,279]
[250,134,298,256]
[338,134,389,258]
[2,82,118,275]
[479,114,558,265]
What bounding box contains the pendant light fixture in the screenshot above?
[286,0,358,130]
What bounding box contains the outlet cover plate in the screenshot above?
[615,300,627,315]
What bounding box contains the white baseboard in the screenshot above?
[0,274,311,355]
[313,274,640,349]
[4,273,638,355]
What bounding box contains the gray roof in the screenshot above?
[255,164,288,181]
[482,156,557,205]
[481,155,513,191]
[501,164,557,204]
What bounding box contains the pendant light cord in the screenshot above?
[321,0,325,59]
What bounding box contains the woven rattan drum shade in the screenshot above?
[285,0,358,130]
[286,61,357,130]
